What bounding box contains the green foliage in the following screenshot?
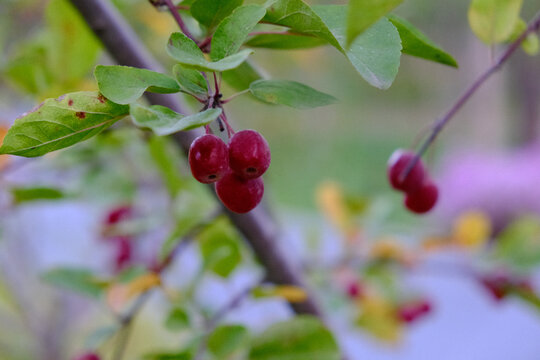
[167,32,253,72]
[388,15,458,67]
[245,33,326,49]
[314,6,402,90]
[190,0,243,30]
[222,61,264,91]
[208,325,249,358]
[130,104,221,136]
[468,0,523,44]
[0,92,129,157]
[249,80,337,109]
[198,218,243,277]
[494,216,540,270]
[42,268,106,298]
[3,0,100,98]
[94,65,181,105]
[11,187,64,203]
[346,0,403,47]
[173,64,209,97]
[248,316,340,360]
[507,18,540,55]
[263,1,402,89]
[147,135,187,197]
[165,307,191,331]
[211,5,266,61]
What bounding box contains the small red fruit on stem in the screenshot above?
[228,130,271,179]
[215,172,264,213]
[189,134,229,184]
[404,181,439,214]
[387,150,426,193]
[73,352,100,360]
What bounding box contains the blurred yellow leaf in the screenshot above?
[106,273,161,313]
[273,285,308,303]
[316,181,357,240]
[421,236,450,251]
[356,295,403,342]
[370,238,408,262]
[136,4,176,36]
[452,211,492,249]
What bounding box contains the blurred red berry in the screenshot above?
[73,352,100,360]
[113,236,132,271]
[397,299,433,324]
[404,181,439,214]
[105,205,132,225]
[346,282,363,298]
[388,150,426,193]
[480,273,511,301]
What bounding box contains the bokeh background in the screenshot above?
[0,0,540,359]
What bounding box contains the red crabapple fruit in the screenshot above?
[404,181,439,214]
[215,172,264,213]
[189,134,229,184]
[228,130,271,179]
[387,149,426,193]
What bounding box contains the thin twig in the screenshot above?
[162,0,197,42]
[401,10,540,181]
[221,89,250,104]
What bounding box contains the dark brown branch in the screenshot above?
[68,0,323,317]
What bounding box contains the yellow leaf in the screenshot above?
[421,236,450,251]
[468,0,523,44]
[452,211,492,249]
[316,181,357,240]
[370,238,406,261]
[273,285,308,303]
[357,295,403,342]
[106,273,161,313]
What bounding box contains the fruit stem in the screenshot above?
[401,9,540,182]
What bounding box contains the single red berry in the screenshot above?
[215,172,264,213]
[228,130,271,179]
[113,236,132,272]
[480,273,512,301]
[105,205,132,225]
[73,352,100,360]
[387,149,426,193]
[346,281,363,298]
[404,181,438,214]
[397,300,432,323]
[189,134,229,184]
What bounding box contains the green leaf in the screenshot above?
[507,18,540,55]
[144,351,192,360]
[249,316,340,360]
[0,92,129,157]
[42,268,106,298]
[314,5,402,90]
[208,325,249,358]
[191,0,243,30]
[148,135,187,197]
[46,0,101,82]
[167,32,254,72]
[249,80,336,108]
[130,103,221,136]
[11,187,64,203]
[165,307,191,331]
[222,60,264,91]
[3,41,53,96]
[263,1,402,89]
[211,5,266,61]
[173,64,208,97]
[94,65,181,105]
[245,33,326,49]
[388,15,458,67]
[494,216,540,270]
[346,0,402,47]
[468,0,523,44]
[198,218,242,277]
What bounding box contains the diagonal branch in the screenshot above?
[68,0,323,317]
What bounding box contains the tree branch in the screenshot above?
[68,0,323,317]
[402,10,540,179]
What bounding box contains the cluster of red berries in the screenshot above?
[387,149,438,214]
[189,129,270,213]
